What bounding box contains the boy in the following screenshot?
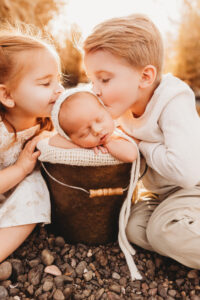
[83,14,200,271]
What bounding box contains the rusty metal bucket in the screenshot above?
[41,162,132,245]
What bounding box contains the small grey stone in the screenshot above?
[168,289,177,297]
[95,250,108,267]
[63,286,73,298]
[55,236,65,247]
[75,261,87,276]
[187,270,199,279]
[28,264,44,286]
[112,272,121,280]
[109,284,121,294]
[10,287,20,296]
[83,289,91,297]
[41,249,54,266]
[38,292,50,300]
[95,288,105,300]
[0,280,11,288]
[28,258,41,268]
[107,291,123,300]
[158,284,168,298]
[0,261,12,281]
[0,286,8,299]
[43,279,54,292]
[10,259,24,276]
[26,284,34,295]
[35,285,43,297]
[175,279,185,287]
[83,270,93,281]
[53,289,65,300]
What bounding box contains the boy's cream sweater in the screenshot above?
[118,73,200,195]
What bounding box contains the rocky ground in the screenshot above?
[0,225,199,300]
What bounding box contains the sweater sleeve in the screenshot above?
[139,92,200,189]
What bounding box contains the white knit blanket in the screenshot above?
[37,137,122,166]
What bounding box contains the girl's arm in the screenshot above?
[0,138,40,194]
[49,134,80,149]
[105,137,138,162]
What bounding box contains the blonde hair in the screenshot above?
[0,23,57,138]
[84,14,164,82]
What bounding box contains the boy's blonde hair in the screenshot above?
[84,14,164,82]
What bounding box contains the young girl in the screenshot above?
[0,26,63,262]
[48,87,138,163]
[84,14,200,279]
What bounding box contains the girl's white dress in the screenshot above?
[0,121,50,228]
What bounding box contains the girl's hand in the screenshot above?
[15,138,41,176]
[93,145,109,155]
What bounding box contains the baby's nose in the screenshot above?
[92,123,102,136]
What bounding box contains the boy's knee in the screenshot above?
[146,211,200,259]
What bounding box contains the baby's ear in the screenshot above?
[0,84,15,108]
[139,65,157,88]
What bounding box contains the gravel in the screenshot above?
[0,225,200,299]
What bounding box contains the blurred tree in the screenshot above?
[172,0,200,96]
[0,0,64,29]
[55,24,88,87]
[0,0,86,87]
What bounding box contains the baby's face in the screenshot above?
[64,93,115,148]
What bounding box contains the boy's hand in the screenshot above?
[15,138,41,176]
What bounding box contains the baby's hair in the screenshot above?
[84,14,164,83]
[0,22,58,138]
[59,91,101,137]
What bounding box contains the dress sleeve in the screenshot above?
[139,92,200,189]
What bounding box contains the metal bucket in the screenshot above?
[41,162,132,245]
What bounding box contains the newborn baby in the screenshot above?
[49,87,137,163]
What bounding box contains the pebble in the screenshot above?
[2,226,200,300]
[0,261,12,280]
[44,265,62,276]
[10,259,24,276]
[109,284,121,294]
[112,272,121,280]
[42,279,54,292]
[0,286,8,298]
[55,236,65,247]
[83,270,93,281]
[41,249,55,266]
[96,288,105,300]
[63,286,73,298]
[187,270,199,279]
[28,264,44,285]
[53,288,65,300]
[76,261,87,276]
[95,249,108,267]
[87,249,93,257]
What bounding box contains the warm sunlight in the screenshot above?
[66,0,183,40]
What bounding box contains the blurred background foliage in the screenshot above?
[165,0,200,98]
[0,0,87,87]
[0,0,200,98]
